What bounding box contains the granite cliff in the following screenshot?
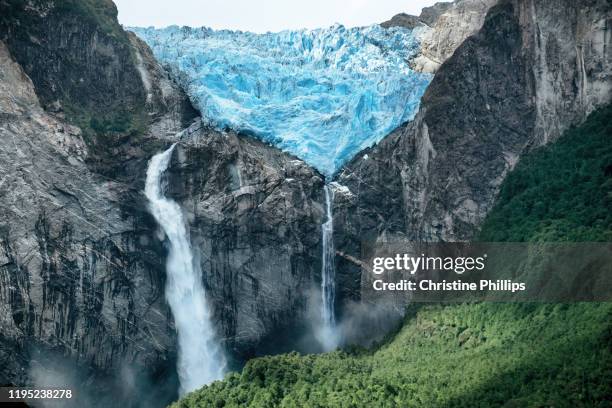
[383,0,497,73]
[333,0,611,312]
[0,1,324,406]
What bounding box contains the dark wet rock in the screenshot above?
[163,124,325,361]
[381,13,422,29]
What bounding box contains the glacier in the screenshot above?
[132,24,432,176]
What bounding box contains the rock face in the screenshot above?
[380,13,422,29]
[333,0,611,309]
[0,0,144,117]
[0,0,197,177]
[382,0,496,73]
[166,124,325,360]
[414,0,498,73]
[419,2,455,26]
[0,1,325,406]
[0,38,179,406]
[523,0,612,144]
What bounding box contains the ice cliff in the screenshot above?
[131,24,432,176]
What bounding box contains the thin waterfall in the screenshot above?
[317,183,339,351]
[144,143,226,395]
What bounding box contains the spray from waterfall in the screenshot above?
[144,143,226,395]
[316,183,340,351]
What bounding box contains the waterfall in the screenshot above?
[317,183,339,351]
[144,143,225,395]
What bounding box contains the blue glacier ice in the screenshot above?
[132,24,432,176]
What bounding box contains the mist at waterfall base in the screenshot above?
[299,287,405,352]
[131,24,431,177]
[145,144,226,395]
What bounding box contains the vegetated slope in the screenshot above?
[0,0,197,177]
[0,0,147,139]
[479,105,612,242]
[171,106,612,407]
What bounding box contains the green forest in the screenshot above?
[172,105,612,408]
[479,105,612,242]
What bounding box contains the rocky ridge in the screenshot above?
[383,0,497,73]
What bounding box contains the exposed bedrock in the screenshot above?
[0,37,179,406]
[164,125,325,360]
[333,0,612,311]
[383,0,498,73]
[0,0,324,405]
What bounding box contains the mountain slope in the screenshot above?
[170,105,612,408]
[478,105,612,242]
[332,0,611,315]
[0,1,326,405]
[174,303,612,408]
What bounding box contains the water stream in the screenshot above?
[144,143,226,395]
[318,183,339,350]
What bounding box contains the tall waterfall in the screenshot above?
[144,143,226,395]
[317,183,339,351]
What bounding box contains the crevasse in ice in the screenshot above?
[132,24,432,176]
